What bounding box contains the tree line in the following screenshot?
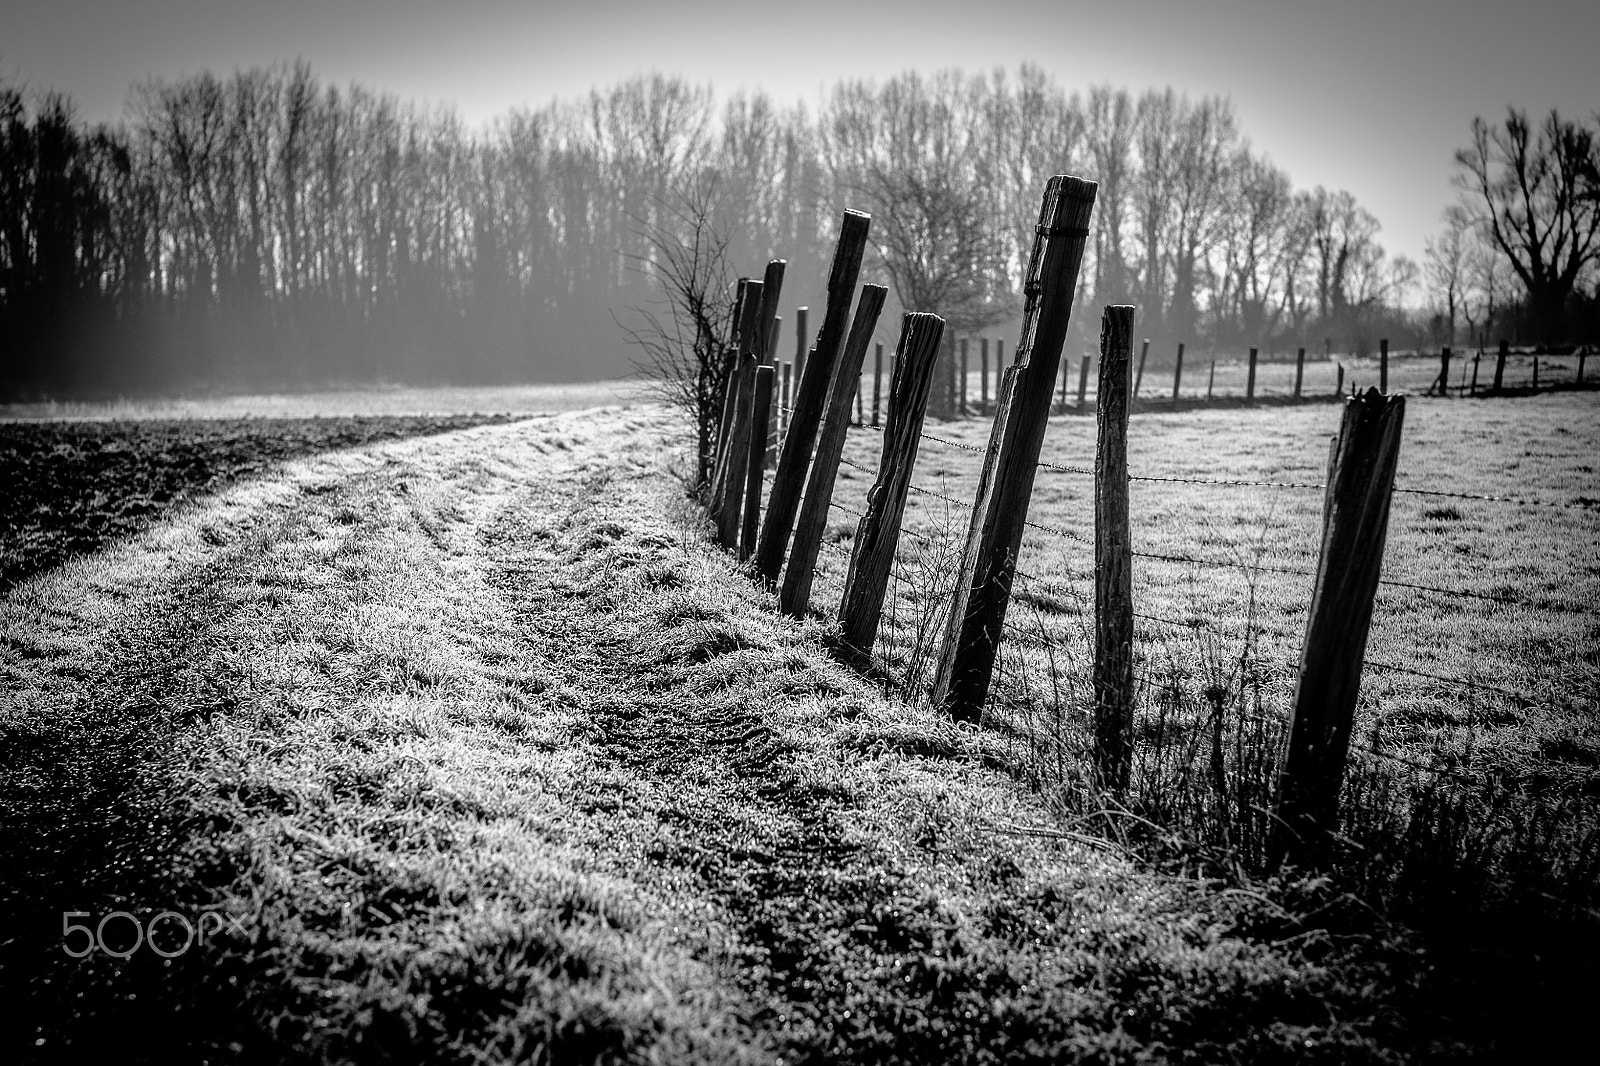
[3,62,1594,400]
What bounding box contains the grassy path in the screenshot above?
[3,406,1543,1062]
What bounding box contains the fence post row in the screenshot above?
[836,312,947,662]
[780,284,888,617]
[708,278,750,492]
[1271,387,1406,869]
[932,175,1098,721]
[714,282,766,549]
[742,364,775,560]
[754,212,870,585]
[1093,306,1136,793]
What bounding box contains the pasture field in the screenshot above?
[1,388,1596,1061]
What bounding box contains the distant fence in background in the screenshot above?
[696,176,1598,869]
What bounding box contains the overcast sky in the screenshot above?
[6,0,1597,267]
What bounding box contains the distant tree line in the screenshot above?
[3,63,1594,400]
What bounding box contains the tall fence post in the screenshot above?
[1077,353,1091,408]
[1172,341,1185,401]
[794,306,809,389]
[1133,337,1149,399]
[741,364,776,560]
[959,338,970,414]
[780,284,888,617]
[872,340,884,427]
[755,213,870,585]
[932,175,1098,721]
[1247,346,1258,400]
[1493,338,1507,390]
[1294,347,1306,398]
[836,313,946,661]
[980,338,990,411]
[1379,338,1389,393]
[1271,388,1406,868]
[1094,305,1136,793]
[715,282,765,548]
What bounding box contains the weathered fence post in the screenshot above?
[1494,338,1507,390]
[932,175,1098,721]
[836,313,946,661]
[1094,306,1136,793]
[755,213,870,585]
[1294,347,1306,398]
[1172,341,1185,401]
[1271,387,1407,869]
[1077,354,1091,408]
[1207,359,1216,400]
[1247,346,1259,400]
[715,282,765,548]
[1133,337,1149,399]
[709,279,751,489]
[959,338,970,414]
[780,284,888,617]
[742,364,775,560]
[794,306,809,388]
[980,338,990,410]
[872,340,884,427]
[1379,338,1389,393]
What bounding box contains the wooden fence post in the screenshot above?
[780,284,888,617]
[794,306,809,387]
[980,338,990,410]
[1271,388,1406,868]
[755,213,870,585]
[709,279,751,488]
[959,338,970,414]
[1533,355,1539,389]
[742,364,775,560]
[1336,363,1345,395]
[1247,346,1258,400]
[1294,347,1305,398]
[932,175,1098,720]
[715,282,765,548]
[1379,338,1389,393]
[781,362,792,425]
[1438,346,1452,395]
[1172,341,1185,401]
[1207,359,1216,400]
[1470,352,1479,395]
[872,340,884,427]
[995,339,1004,402]
[836,313,946,661]
[1494,338,1507,390]
[1077,353,1091,407]
[1094,305,1136,793]
[1133,337,1149,398]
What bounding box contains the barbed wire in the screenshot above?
[1360,657,1537,706]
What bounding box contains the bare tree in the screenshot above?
[1454,108,1600,346]
[620,174,735,485]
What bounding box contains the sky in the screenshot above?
[6,0,1597,269]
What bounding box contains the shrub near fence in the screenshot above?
[698,175,1599,896]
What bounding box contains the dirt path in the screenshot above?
[2,406,1419,1063]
